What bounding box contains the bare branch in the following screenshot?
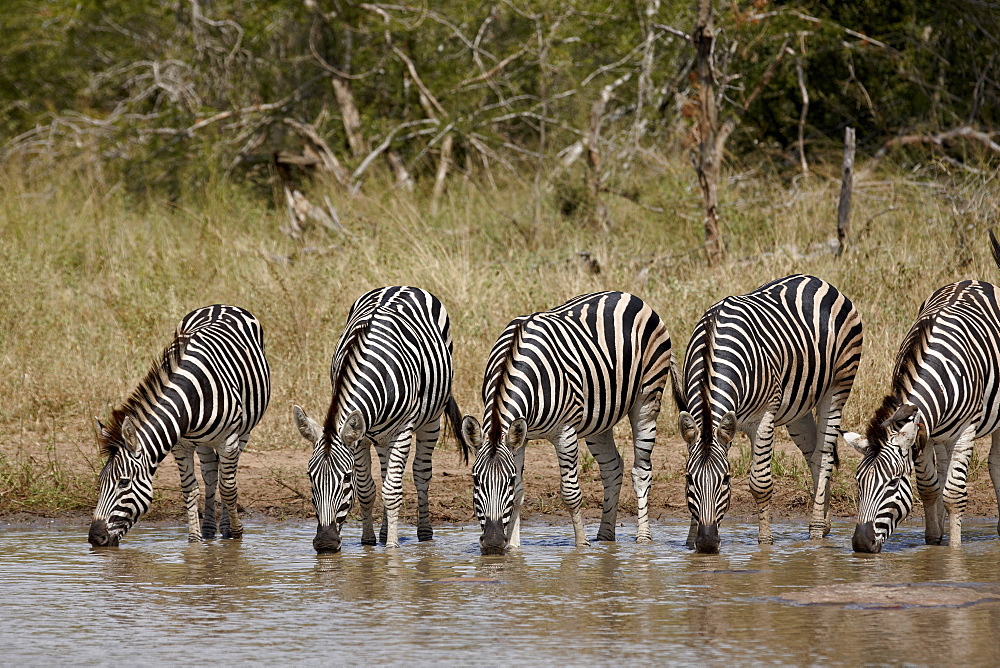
[873,125,1000,160]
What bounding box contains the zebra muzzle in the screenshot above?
[313,524,343,553]
[694,522,720,554]
[852,521,880,553]
[87,519,120,547]
[479,519,507,555]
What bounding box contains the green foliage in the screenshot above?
[0,1,995,196]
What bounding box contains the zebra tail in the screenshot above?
[444,396,471,464]
[668,353,687,414]
[989,229,1000,272]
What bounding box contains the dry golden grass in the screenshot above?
[1,160,998,511]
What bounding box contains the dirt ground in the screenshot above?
[11,431,998,532]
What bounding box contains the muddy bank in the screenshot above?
[5,435,999,531]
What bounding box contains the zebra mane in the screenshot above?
[859,315,935,454]
[322,320,371,443]
[97,332,190,458]
[486,317,529,455]
[864,395,902,453]
[695,305,719,454]
[889,314,935,399]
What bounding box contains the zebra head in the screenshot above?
[294,405,359,553]
[463,415,525,555]
[842,403,921,553]
[89,416,156,547]
[678,409,738,554]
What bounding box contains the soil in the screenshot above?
[6,433,999,532]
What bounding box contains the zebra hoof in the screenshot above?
[417,528,433,541]
[635,534,652,544]
[188,534,202,543]
[758,535,774,546]
[361,536,377,546]
[595,532,616,542]
[925,534,943,545]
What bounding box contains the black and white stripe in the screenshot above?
[293,286,467,552]
[844,233,1000,551]
[679,275,863,553]
[88,305,271,546]
[461,291,679,554]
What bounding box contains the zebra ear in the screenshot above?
[292,405,322,444]
[120,416,139,453]
[93,417,110,442]
[716,411,738,447]
[894,418,920,448]
[506,418,528,451]
[883,403,918,429]
[678,412,698,445]
[841,431,869,455]
[461,416,484,454]
[340,410,366,445]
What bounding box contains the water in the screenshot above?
[2,519,999,665]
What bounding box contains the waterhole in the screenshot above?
[2,519,998,664]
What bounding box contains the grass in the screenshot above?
[1,158,999,513]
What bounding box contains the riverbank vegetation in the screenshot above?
[2,162,999,517]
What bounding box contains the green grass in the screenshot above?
[1,159,998,511]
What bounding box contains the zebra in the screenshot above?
[88,304,271,547]
[843,232,1000,552]
[460,291,680,555]
[679,274,863,553]
[292,286,468,553]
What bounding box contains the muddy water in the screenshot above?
[2,519,999,665]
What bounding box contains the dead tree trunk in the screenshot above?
[586,73,632,231]
[331,77,368,159]
[432,133,454,213]
[693,0,724,265]
[795,34,809,176]
[837,127,856,256]
[387,151,415,192]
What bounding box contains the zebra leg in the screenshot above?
[942,426,976,547]
[748,414,776,545]
[413,419,439,542]
[584,430,622,542]
[810,393,845,539]
[381,429,414,549]
[552,427,589,547]
[933,440,950,541]
[915,440,943,544]
[196,444,220,540]
[217,436,246,540]
[509,446,526,549]
[355,438,378,546]
[785,413,819,501]
[685,517,698,549]
[173,441,202,542]
[628,390,661,544]
[990,431,1000,537]
[375,444,390,545]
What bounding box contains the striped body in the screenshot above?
[462,291,678,554]
[845,278,1000,552]
[680,275,863,552]
[293,286,466,552]
[89,305,271,546]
